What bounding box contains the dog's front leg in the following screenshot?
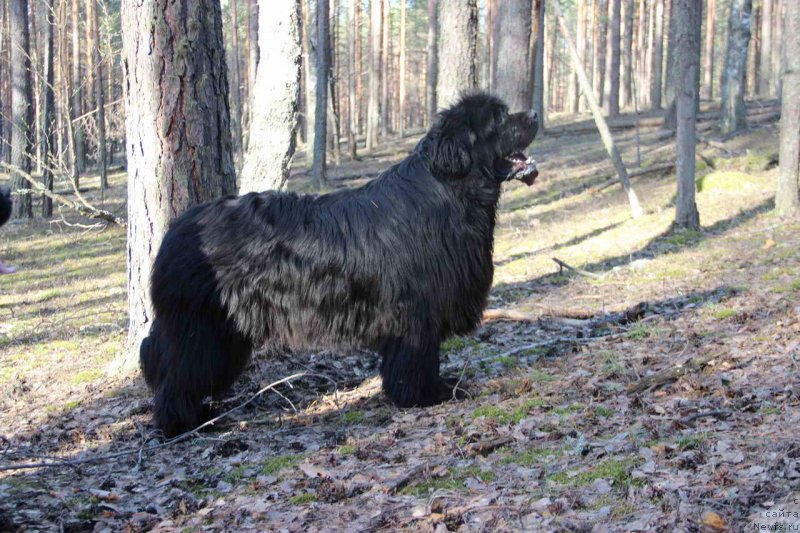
[378,322,457,407]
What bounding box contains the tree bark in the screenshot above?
[366,0,381,151]
[492,0,532,111]
[10,0,33,218]
[674,0,701,230]
[121,0,239,368]
[348,0,358,157]
[636,0,647,108]
[621,0,634,108]
[532,0,546,126]
[702,0,716,99]
[570,0,585,113]
[604,0,621,116]
[88,0,107,190]
[776,3,799,217]
[592,0,607,106]
[771,0,783,98]
[311,0,329,187]
[302,0,317,165]
[759,0,772,96]
[245,0,259,148]
[229,0,244,167]
[426,0,438,123]
[71,0,84,178]
[553,0,643,219]
[650,0,664,109]
[380,0,390,136]
[398,0,406,137]
[42,0,56,216]
[239,0,301,193]
[719,0,752,135]
[436,0,477,109]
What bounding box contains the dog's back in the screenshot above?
[0,187,11,228]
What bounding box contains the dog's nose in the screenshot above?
[529,110,538,123]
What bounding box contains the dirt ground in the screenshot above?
[1,103,799,532]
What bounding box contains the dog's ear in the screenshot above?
[420,115,476,179]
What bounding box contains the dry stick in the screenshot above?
[0,162,125,226]
[552,257,601,279]
[0,372,320,472]
[552,0,643,219]
[626,352,719,394]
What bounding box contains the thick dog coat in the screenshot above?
[140,93,539,436]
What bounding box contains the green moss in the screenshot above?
[261,454,302,475]
[713,307,739,320]
[339,410,366,425]
[676,433,708,451]
[471,397,546,424]
[624,324,651,340]
[441,336,478,354]
[71,369,103,385]
[338,444,356,455]
[550,458,640,488]
[662,228,703,247]
[501,446,563,466]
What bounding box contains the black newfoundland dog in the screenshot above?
[141,92,539,436]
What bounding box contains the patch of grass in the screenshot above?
[471,396,546,425]
[338,444,357,455]
[550,458,640,488]
[403,465,493,496]
[661,228,703,247]
[222,466,250,485]
[528,369,555,383]
[697,171,763,193]
[441,336,478,355]
[339,410,366,425]
[71,369,103,385]
[260,454,302,475]
[676,433,708,451]
[760,406,780,415]
[289,493,317,505]
[552,402,583,416]
[495,355,520,368]
[594,406,614,418]
[624,324,651,340]
[713,307,740,320]
[501,445,563,466]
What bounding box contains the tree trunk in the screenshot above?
[776,4,799,217]
[492,0,531,111]
[621,0,634,108]
[604,0,621,116]
[570,0,585,113]
[532,0,546,126]
[302,0,317,165]
[88,0,107,190]
[42,0,56,217]
[674,0,701,229]
[71,0,84,179]
[719,0,752,135]
[229,0,244,168]
[771,0,783,98]
[239,0,301,193]
[348,0,358,157]
[650,0,664,109]
[245,0,259,148]
[759,0,772,96]
[312,0,329,187]
[9,0,33,218]
[380,0,390,136]
[398,0,406,137]
[702,0,716,99]
[553,0,643,219]
[592,0,607,106]
[0,0,7,165]
[436,0,477,109]
[366,0,381,151]
[121,0,239,368]
[426,0,438,123]
[636,0,647,108]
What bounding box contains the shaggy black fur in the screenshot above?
[0,187,11,228]
[140,92,539,436]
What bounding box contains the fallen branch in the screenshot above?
[553,257,601,279]
[465,436,514,457]
[386,463,430,494]
[679,409,732,425]
[484,301,648,322]
[0,162,126,226]
[627,352,719,394]
[0,372,321,472]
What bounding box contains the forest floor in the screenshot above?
[1,102,799,532]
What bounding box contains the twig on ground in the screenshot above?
[552,257,601,279]
[627,352,719,394]
[679,409,732,425]
[465,436,514,457]
[386,463,430,494]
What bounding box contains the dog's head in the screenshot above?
[419,92,539,186]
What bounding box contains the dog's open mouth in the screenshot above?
[496,152,539,186]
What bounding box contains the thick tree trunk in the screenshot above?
[674,0,701,229]
[604,0,621,116]
[398,0,406,137]
[245,0,259,148]
[592,0,607,106]
[122,0,240,368]
[42,0,56,217]
[776,4,799,217]
[302,0,317,165]
[380,0,390,136]
[88,0,107,190]
[621,0,634,108]
[311,0,329,187]
[759,0,772,95]
[348,0,358,157]
[554,0,643,219]
[771,0,783,98]
[719,0,752,135]
[702,0,716,99]
[636,0,647,108]
[570,0,585,113]
[366,0,381,151]
[532,0,545,126]
[492,0,532,111]
[239,0,301,193]
[436,0,477,109]
[426,0,438,123]
[10,0,33,218]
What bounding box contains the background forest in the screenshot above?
[1,0,799,531]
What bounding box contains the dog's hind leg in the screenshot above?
[145,312,253,437]
[379,321,455,407]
